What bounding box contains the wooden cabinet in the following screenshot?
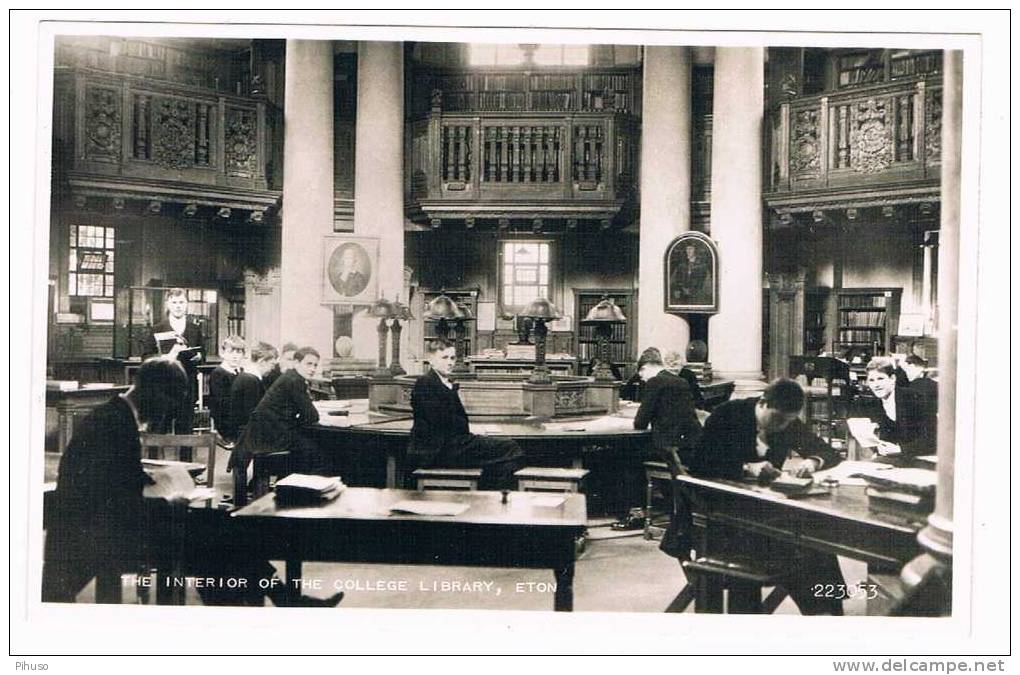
[835,288,902,361]
[766,273,831,379]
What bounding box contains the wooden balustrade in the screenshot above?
[768,76,942,194]
[55,68,271,193]
[406,111,634,224]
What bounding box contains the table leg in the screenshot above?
[553,561,575,612]
[285,560,302,586]
[386,454,397,489]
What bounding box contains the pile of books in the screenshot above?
[857,467,936,520]
[274,474,345,505]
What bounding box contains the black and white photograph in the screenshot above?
[9,9,1010,663]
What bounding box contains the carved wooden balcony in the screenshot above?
[405,110,637,227]
[766,76,942,212]
[53,67,279,215]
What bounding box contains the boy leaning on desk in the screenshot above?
[683,378,846,615]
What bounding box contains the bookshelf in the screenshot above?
[835,288,902,361]
[573,289,635,377]
[804,288,830,355]
[420,288,479,360]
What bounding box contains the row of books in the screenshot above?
[838,296,889,309]
[840,310,887,327]
[839,329,884,344]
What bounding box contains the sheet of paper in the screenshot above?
[528,496,565,508]
[813,460,891,486]
[389,500,470,516]
[847,417,881,448]
[143,464,197,500]
[470,423,503,435]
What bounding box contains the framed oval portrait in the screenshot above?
[664,231,719,314]
[322,236,379,304]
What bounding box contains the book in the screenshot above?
[274,474,346,504]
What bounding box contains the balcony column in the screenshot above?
[280,40,334,356]
[351,41,406,366]
[708,47,766,397]
[637,46,692,354]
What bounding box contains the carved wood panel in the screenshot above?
[152,97,197,169]
[791,108,821,177]
[849,98,892,174]
[225,107,257,177]
[83,85,121,163]
[924,87,942,164]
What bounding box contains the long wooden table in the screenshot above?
[230,487,587,611]
[314,410,650,489]
[673,474,925,612]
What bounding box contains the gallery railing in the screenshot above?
[54,67,273,192]
[406,110,636,221]
[768,76,943,194]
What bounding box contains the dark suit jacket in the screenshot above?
[227,371,266,441]
[45,397,152,565]
[855,387,936,458]
[687,397,841,480]
[207,366,237,434]
[907,377,938,417]
[633,370,702,452]
[238,369,319,455]
[141,317,205,400]
[409,369,472,462]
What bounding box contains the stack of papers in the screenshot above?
[389,500,470,516]
[274,474,345,504]
[143,464,217,503]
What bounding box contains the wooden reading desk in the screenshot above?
[230,487,587,611]
[314,405,649,488]
[674,474,925,613]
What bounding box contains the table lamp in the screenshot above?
[365,298,397,379]
[424,293,474,376]
[581,296,627,382]
[520,298,563,384]
[389,301,414,376]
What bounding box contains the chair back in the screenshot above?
[139,433,217,486]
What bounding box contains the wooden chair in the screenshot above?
[642,460,674,540]
[140,433,217,487]
[514,467,589,493]
[668,557,788,614]
[789,356,852,446]
[413,468,483,491]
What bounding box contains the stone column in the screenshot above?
[637,46,692,354]
[351,41,406,366]
[280,40,334,357]
[708,47,766,396]
[919,49,961,561]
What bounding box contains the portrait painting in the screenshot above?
[322,236,378,304]
[664,231,718,314]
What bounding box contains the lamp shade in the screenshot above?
[520,298,563,321]
[392,301,414,321]
[581,297,627,324]
[365,298,397,319]
[454,302,475,321]
[424,294,460,320]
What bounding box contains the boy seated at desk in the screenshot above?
[409,338,524,490]
[225,341,279,443]
[856,356,936,459]
[42,357,341,607]
[231,346,327,479]
[685,378,845,615]
[207,335,245,441]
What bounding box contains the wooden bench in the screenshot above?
[514,467,589,493]
[413,468,483,491]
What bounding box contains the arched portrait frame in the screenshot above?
[663,231,719,315]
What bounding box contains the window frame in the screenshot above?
[68,224,115,298]
[466,43,590,69]
[497,238,555,316]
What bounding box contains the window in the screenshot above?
[500,240,552,313]
[468,43,589,67]
[68,225,115,297]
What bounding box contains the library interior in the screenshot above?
[41,37,960,616]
